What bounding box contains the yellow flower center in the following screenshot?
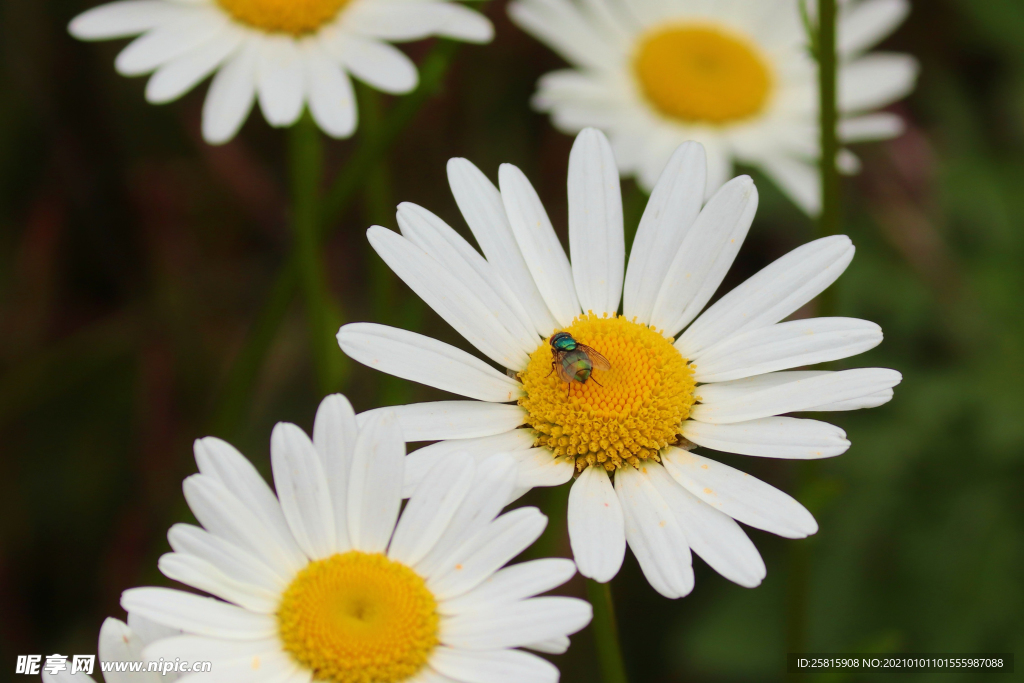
[519,313,696,471]
[277,551,439,683]
[217,0,349,35]
[633,24,773,125]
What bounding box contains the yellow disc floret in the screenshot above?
[217,0,349,35]
[519,313,696,471]
[277,551,438,683]
[633,24,772,125]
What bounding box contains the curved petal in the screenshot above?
[568,128,624,316]
[567,466,625,583]
[623,141,707,324]
[114,8,227,76]
[681,416,851,459]
[440,596,591,650]
[304,40,357,138]
[840,52,919,113]
[691,317,883,383]
[403,430,534,497]
[339,323,523,402]
[439,557,578,615]
[358,401,527,442]
[69,0,189,41]
[167,523,287,591]
[328,34,417,94]
[839,0,910,56]
[121,588,276,640]
[499,164,581,328]
[430,646,558,683]
[662,447,818,538]
[312,394,358,552]
[255,36,305,128]
[145,24,244,104]
[840,113,905,142]
[650,176,758,337]
[201,39,258,145]
[270,422,336,560]
[98,618,159,683]
[508,448,575,489]
[677,236,855,357]
[157,553,279,613]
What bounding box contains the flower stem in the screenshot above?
[289,115,344,396]
[818,0,840,241]
[587,579,629,683]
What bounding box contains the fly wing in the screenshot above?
[578,345,611,371]
[553,357,577,384]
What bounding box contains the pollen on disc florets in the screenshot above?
[217,0,349,35]
[518,313,697,471]
[277,551,439,683]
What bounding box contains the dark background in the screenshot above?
[1,0,1022,681]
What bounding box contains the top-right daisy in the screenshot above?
[508,0,918,214]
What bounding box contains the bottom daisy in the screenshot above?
[121,394,591,683]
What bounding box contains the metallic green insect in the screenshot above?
[548,332,611,394]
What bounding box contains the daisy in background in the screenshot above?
[69,0,493,144]
[121,393,591,683]
[337,128,902,598]
[41,615,180,683]
[508,0,917,215]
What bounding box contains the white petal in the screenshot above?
[182,474,305,577]
[303,40,357,138]
[192,437,304,568]
[430,646,558,683]
[415,454,519,579]
[839,0,910,56]
[439,558,578,615]
[143,636,298,682]
[145,24,243,103]
[98,618,159,683]
[840,113,905,142]
[114,8,226,76]
[42,670,94,683]
[429,507,548,600]
[447,158,559,337]
[312,394,358,553]
[121,588,276,639]
[759,155,821,217]
[662,447,818,538]
[368,226,529,369]
[691,368,903,424]
[158,552,279,613]
[568,466,625,583]
[167,523,286,591]
[270,422,336,559]
[691,317,883,383]
[396,203,540,360]
[499,163,581,327]
[255,36,305,128]
[508,448,575,490]
[328,34,417,93]
[342,1,492,43]
[69,1,187,40]
[568,128,624,316]
[507,0,616,71]
[441,596,591,650]
[347,410,404,553]
[646,462,766,588]
[126,612,182,649]
[433,2,494,42]
[339,323,522,402]
[524,636,570,654]
[389,453,476,566]
[813,388,894,411]
[623,141,707,324]
[614,465,693,598]
[650,176,758,336]
[358,401,526,442]
[403,430,535,497]
[840,53,919,113]
[681,416,851,459]
[201,39,258,145]
[678,236,856,357]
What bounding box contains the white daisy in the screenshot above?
[337,128,902,598]
[69,0,493,144]
[120,393,591,683]
[507,0,918,214]
[41,615,181,683]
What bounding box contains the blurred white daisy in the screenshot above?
[507,0,918,214]
[69,0,493,144]
[337,128,902,598]
[41,615,181,683]
[121,393,591,683]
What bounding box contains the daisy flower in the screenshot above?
[121,393,591,683]
[41,615,181,683]
[337,128,902,598]
[507,0,918,214]
[68,0,493,144]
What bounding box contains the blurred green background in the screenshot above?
[1,0,1022,681]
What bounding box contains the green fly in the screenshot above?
[548,332,611,395]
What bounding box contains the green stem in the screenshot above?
[587,580,629,683]
[289,115,342,395]
[209,39,465,435]
[818,0,840,240]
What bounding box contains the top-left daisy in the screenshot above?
[69,0,494,144]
